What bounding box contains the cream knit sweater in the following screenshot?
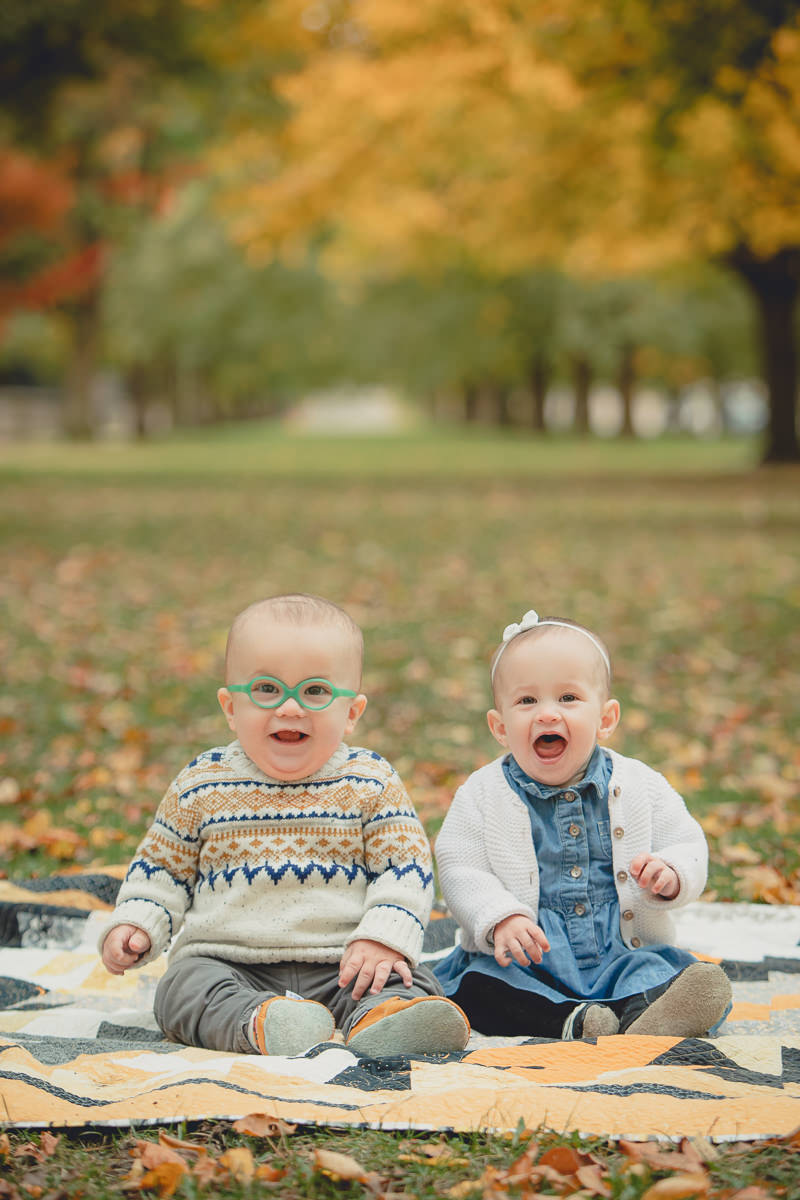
[98,741,434,968]
[435,748,708,955]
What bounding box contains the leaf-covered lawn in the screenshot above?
[1,430,797,899]
[1,428,799,1193]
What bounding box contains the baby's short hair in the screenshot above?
[225,593,364,682]
[491,615,612,698]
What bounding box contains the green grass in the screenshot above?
[1,425,799,1192]
[0,422,766,480]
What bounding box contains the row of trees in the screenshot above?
[0,1,798,458]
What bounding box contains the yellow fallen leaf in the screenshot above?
[219,1146,255,1184]
[313,1148,369,1181]
[640,1173,709,1199]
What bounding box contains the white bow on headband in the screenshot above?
[492,610,611,679]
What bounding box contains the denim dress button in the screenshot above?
[569,824,581,837]
[563,791,577,802]
[574,903,586,916]
[570,865,582,879]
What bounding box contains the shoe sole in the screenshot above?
[625,963,732,1037]
[347,998,469,1057]
[258,997,335,1055]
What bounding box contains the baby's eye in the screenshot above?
[560,693,579,703]
[302,682,333,698]
[517,695,537,706]
[252,679,280,696]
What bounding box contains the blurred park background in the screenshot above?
[1,0,800,460]
[0,2,798,896]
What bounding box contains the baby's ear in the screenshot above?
[598,698,621,741]
[487,708,508,747]
[217,687,236,732]
[344,693,368,735]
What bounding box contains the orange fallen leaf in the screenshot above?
[231,1112,297,1138]
[122,1161,188,1197]
[131,1141,186,1168]
[255,1163,287,1181]
[158,1130,207,1157]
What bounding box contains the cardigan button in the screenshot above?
[613,786,621,798]
[613,826,624,838]
[631,937,642,948]
[617,870,628,882]
[622,909,634,921]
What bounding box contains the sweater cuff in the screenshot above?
[96,899,172,967]
[346,904,426,967]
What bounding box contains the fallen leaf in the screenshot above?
[313,1148,370,1181]
[158,1130,207,1157]
[231,1113,297,1138]
[255,1163,287,1181]
[640,1173,710,1199]
[122,1158,189,1197]
[219,1146,255,1184]
[539,1145,593,1175]
[131,1141,186,1169]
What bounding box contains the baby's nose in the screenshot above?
[275,695,304,715]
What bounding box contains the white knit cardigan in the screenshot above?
[434,748,708,955]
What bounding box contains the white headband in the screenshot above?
[491,609,611,681]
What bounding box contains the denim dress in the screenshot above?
[434,746,696,1005]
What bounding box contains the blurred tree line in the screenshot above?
[0,0,797,459]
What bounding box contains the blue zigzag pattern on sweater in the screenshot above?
[126,859,194,901]
[365,861,434,887]
[194,859,432,892]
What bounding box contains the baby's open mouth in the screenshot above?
[272,730,308,743]
[535,733,567,759]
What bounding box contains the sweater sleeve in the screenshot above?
[435,772,538,954]
[96,767,202,966]
[345,762,434,966]
[646,769,708,908]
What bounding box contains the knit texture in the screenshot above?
[435,748,708,956]
[98,741,434,968]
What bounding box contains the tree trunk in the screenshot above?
[63,294,100,439]
[127,365,150,439]
[489,381,512,426]
[728,246,800,464]
[572,356,592,436]
[618,342,636,438]
[529,351,549,432]
[463,381,479,423]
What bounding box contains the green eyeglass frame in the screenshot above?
[227,675,358,711]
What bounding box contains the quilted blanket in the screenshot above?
[1,872,799,1141]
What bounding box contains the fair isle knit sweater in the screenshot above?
[99,741,434,968]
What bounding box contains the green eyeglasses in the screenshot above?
[227,675,358,711]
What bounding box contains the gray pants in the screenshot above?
[154,956,444,1053]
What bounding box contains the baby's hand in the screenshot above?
[338,938,413,1002]
[492,915,550,968]
[102,924,151,975]
[630,853,679,899]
